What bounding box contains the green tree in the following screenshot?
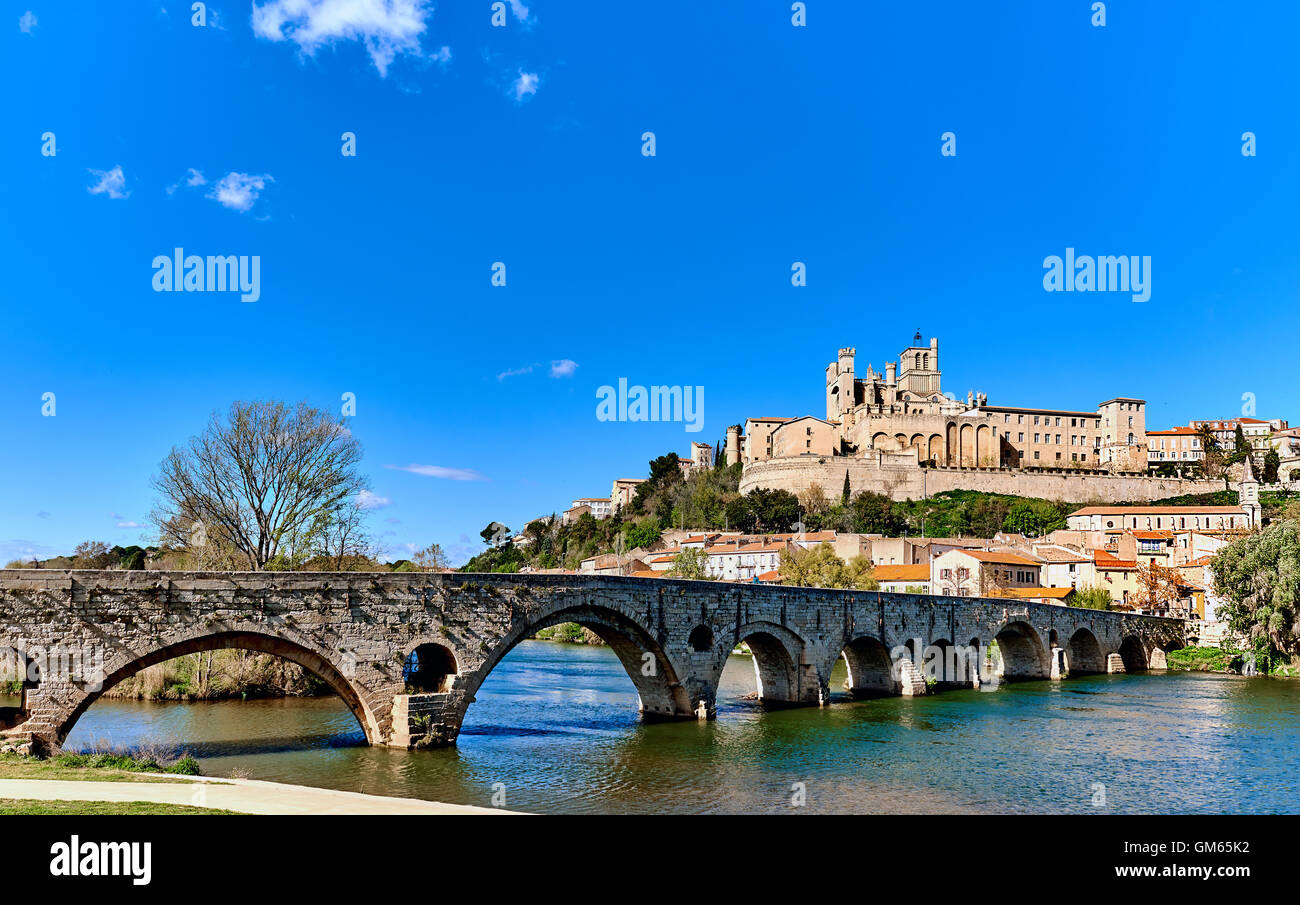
[1210,519,1300,660]
[841,470,851,506]
[1198,425,1226,478]
[623,520,662,550]
[1002,499,1067,536]
[1230,425,1252,464]
[1071,585,1112,610]
[777,543,879,589]
[667,546,710,580]
[1263,447,1281,484]
[849,492,906,535]
[745,488,801,532]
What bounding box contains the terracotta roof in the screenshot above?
[706,541,787,554]
[949,550,1040,566]
[771,531,837,542]
[979,405,1100,418]
[988,587,1076,599]
[1070,505,1244,516]
[756,570,782,583]
[1030,547,1091,563]
[1094,555,1138,571]
[1131,530,1174,540]
[874,564,931,582]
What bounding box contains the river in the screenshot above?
[44,641,1300,814]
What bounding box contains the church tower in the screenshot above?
[1239,455,1262,528]
[826,347,856,421]
[897,331,941,399]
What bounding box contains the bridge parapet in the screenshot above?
[0,570,1186,752]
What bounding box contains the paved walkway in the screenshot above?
[0,776,518,815]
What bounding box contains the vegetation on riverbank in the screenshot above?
[0,750,202,782]
[100,651,329,702]
[531,624,603,644]
[0,799,236,815]
[1210,517,1300,669]
[1165,647,1235,673]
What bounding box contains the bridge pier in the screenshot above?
[0,571,1186,751]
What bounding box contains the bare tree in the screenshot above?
[152,400,366,570]
[308,499,373,570]
[411,543,450,571]
[72,540,115,569]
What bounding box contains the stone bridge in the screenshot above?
[0,570,1185,753]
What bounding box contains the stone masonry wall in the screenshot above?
[738,455,1225,503]
[0,571,1185,752]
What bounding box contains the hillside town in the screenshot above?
[501,336,1299,651]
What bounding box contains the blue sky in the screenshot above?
[2,1,1298,565]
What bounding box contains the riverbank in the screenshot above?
[1166,646,1300,677]
[0,776,520,815]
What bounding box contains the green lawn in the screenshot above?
[0,798,237,815]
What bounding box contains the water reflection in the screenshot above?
[48,640,1300,814]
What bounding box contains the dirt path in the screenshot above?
[0,776,519,815]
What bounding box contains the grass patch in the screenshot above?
[1166,646,1234,672]
[0,751,205,783]
[0,798,237,815]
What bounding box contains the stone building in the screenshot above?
[726,334,1150,472]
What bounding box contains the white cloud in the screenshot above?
[206,171,273,212]
[252,0,432,78]
[384,463,486,481]
[550,359,578,378]
[357,489,391,509]
[0,539,53,562]
[166,168,208,196]
[18,11,37,33]
[116,521,142,529]
[508,1,530,23]
[497,364,536,381]
[87,166,130,200]
[513,70,539,101]
[431,44,450,65]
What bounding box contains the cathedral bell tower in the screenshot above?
[1239,455,1262,528]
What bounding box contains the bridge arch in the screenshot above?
[459,603,694,723]
[402,641,459,693]
[826,634,895,699]
[992,620,1050,681]
[1118,635,1148,672]
[1067,628,1105,675]
[46,629,379,749]
[727,621,808,706]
